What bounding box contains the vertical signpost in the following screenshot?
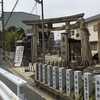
[95,75,100,100]
[74,71,83,100]
[52,66,59,89]
[66,69,74,96]
[42,64,47,84]
[59,67,66,93]
[38,63,43,82]
[47,65,53,87]
[35,63,39,81]
[84,72,93,100]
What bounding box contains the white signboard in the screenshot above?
[14,46,24,67]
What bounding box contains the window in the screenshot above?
[97,87,100,91]
[93,25,97,32]
[97,94,100,98]
[97,81,100,85]
[75,81,78,84]
[76,33,79,37]
[75,75,77,79]
[90,42,97,50]
[71,31,74,36]
[62,36,65,42]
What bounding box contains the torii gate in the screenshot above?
[23,13,92,67]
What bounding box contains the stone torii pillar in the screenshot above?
[80,19,92,66]
[47,23,52,51]
[61,22,70,67]
[31,24,38,63]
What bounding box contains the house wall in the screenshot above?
[87,20,100,55]
[70,20,100,56]
[87,20,99,42]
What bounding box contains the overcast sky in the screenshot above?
[4,0,100,40]
[4,0,100,18]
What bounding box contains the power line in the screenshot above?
[4,0,19,27]
[30,2,37,13]
[34,0,45,63]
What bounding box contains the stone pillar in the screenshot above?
[65,22,70,66]
[61,22,70,66]
[47,23,53,51]
[61,33,68,66]
[31,24,38,63]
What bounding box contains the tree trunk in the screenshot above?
[80,19,92,66]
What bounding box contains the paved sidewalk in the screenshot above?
[11,67,34,84]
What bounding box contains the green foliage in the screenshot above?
[5,31,15,51]
[5,26,25,51]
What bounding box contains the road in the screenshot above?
[0,64,45,100]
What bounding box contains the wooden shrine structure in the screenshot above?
[23,13,92,67]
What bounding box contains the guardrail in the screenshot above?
[0,80,19,100]
[0,68,27,98]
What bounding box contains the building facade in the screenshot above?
[71,14,100,56]
[1,12,40,33]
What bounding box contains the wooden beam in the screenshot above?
[23,13,84,25]
[36,22,80,32]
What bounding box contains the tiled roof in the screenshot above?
[86,14,100,23]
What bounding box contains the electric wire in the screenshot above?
[4,0,19,27]
[30,2,37,13]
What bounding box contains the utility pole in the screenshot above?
[41,0,45,63]
[34,0,45,63]
[1,0,5,58]
[0,0,4,60]
[1,0,4,44]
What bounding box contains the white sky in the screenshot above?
[3,0,100,40]
[4,0,100,18]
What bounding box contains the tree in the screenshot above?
[5,26,25,51]
[80,19,92,66]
